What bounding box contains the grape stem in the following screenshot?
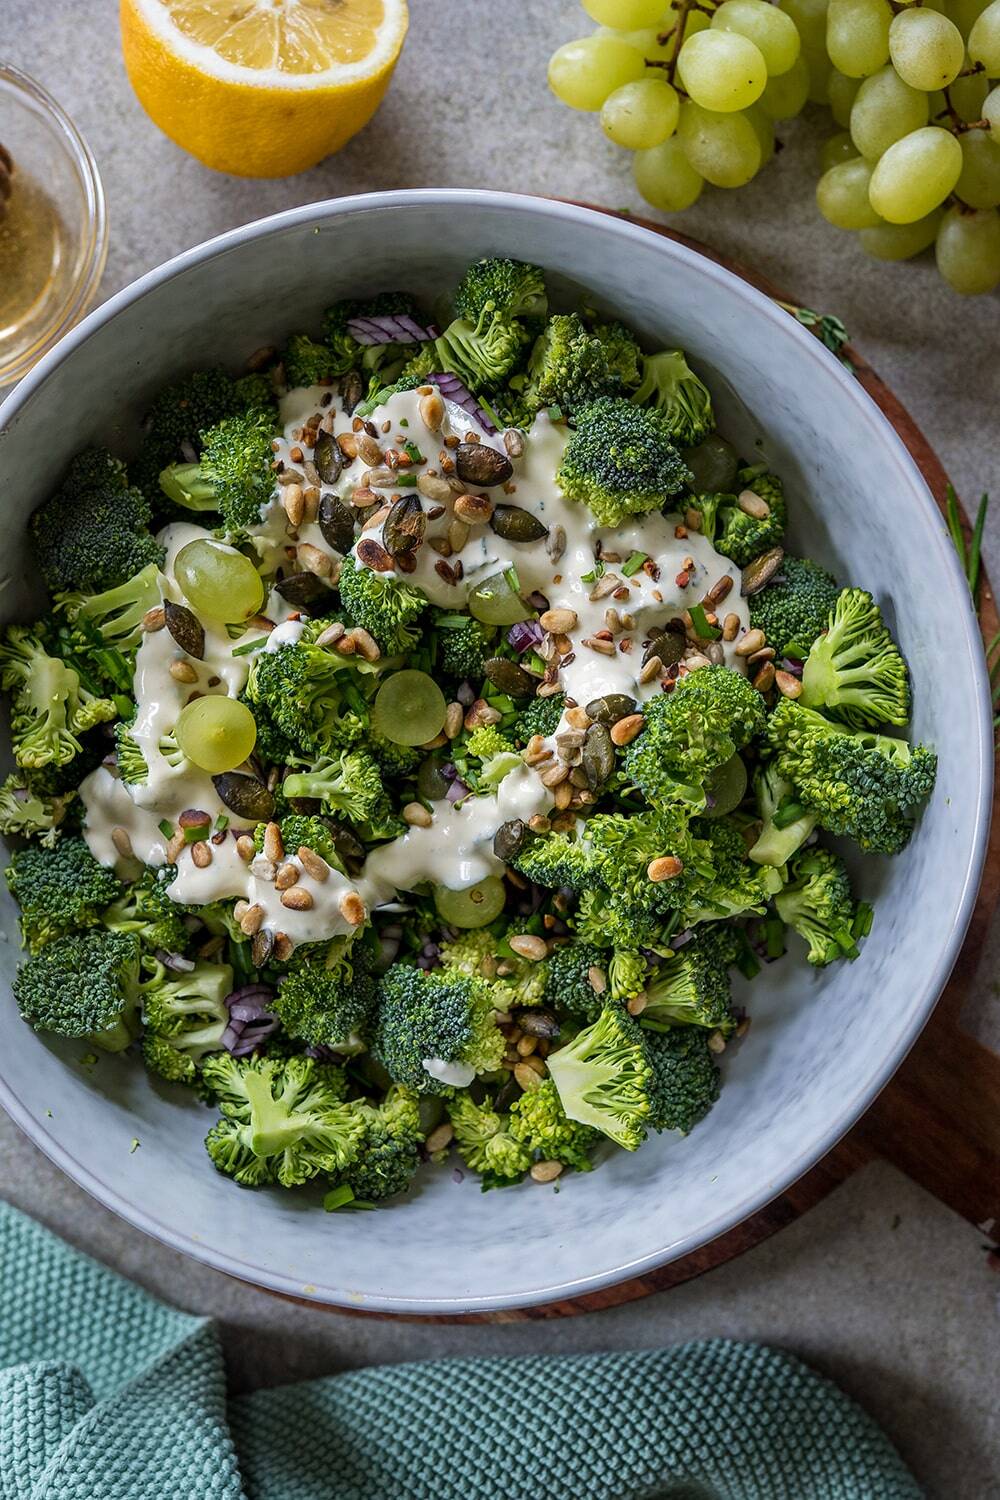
[940,85,991,135]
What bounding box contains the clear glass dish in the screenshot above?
[0,66,108,389]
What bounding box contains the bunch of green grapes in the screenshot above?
[815,0,1000,292]
[548,0,811,211]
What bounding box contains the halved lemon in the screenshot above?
[120,0,409,177]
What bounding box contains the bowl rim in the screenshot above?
[0,188,992,1313]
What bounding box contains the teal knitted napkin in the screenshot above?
[0,1201,921,1500]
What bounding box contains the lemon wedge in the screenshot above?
[120,0,409,177]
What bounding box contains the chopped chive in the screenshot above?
[525,651,547,675]
[852,901,874,941]
[215,815,229,833]
[232,636,268,657]
[323,1184,356,1212]
[504,565,521,593]
[393,474,419,487]
[765,915,786,959]
[969,492,989,607]
[158,819,174,839]
[622,551,648,577]
[399,417,409,428]
[772,799,807,829]
[688,604,722,640]
[547,404,564,421]
[405,441,424,463]
[183,821,210,844]
[581,561,605,584]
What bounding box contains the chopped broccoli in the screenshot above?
[747,761,818,867]
[432,611,496,682]
[253,815,345,871]
[102,871,191,955]
[0,625,116,770]
[631,349,714,447]
[586,805,714,922]
[373,963,505,1094]
[434,314,529,390]
[368,728,421,779]
[544,940,610,1023]
[766,698,937,855]
[30,449,164,594]
[608,948,649,1002]
[523,314,637,414]
[6,837,122,953]
[337,553,428,655]
[640,927,736,1034]
[437,929,498,978]
[546,1006,652,1150]
[509,1077,599,1171]
[800,587,910,728]
[556,397,691,529]
[281,748,383,823]
[140,960,233,1084]
[452,258,548,326]
[572,886,671,954]
[13,930,141,1051]
[645,1026,720,1135]
[143,368,272,463]
[447,1093,532,1180]
[775,846,861,966]
[283,333,339,389]
[245,639,369,761]
[56,562,163,655]
[273,936,376,1051]
[510,826,598,896]
[510,693,565,745]
[682,816,776,924]
[159,408,277,536]
[465,724,515,762]
[687,469,787,567]
[113,723,183,788]
[203,1053,363,1188]
[335,1088,424,1202]
[0,770,73,846]
[623,664,766,806]
[748,555,841,659]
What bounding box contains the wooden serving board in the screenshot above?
[291,210,1000,1323]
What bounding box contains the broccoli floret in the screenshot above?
[572,886,671,954]
[0,770,73,846]
[591,320,643,389]
[523,314,636,415]
[245,640,368,761]
[335,1088,424,1202]
[556,397,691,529]
[254,815,345,872]
[373,963,505,1095]
[586,804,714,923]
[465,724,514,762]
[747,761,819,867]
[688,470,787,567]
[13,930,141,1051]
[30,449,164,595]
[281,748,383,823]
[432,611,496,682]
[608,948,649,1002]
[766,698,937,855]
[645,1026,721,1135]
[102,871,191,955]
[6,837,122,953]
[368,728,421,779]
[160,408,277,536]
[434,314,529,390]
[273,937,376,1051]
[641,927,736,1034]
[543,940,610,1023]
[509,1077,599,1171]
[682,816,776,924]
[0,625,117,770]
[337,554,428,655]
[775,846,861,966]
[623,665,766,806]
[203,1053,363,1188]
[510,693,565,745]
[140,960,233,1083]
[145,368,267,459]
[631,350,714,447]
[748,555,841,659]
[283,332,339,389]
[447,1093,532,1180]
[113,722,183,788]
[437,929,497,977]
[453,258,548,326]
[546,1006,652,1151]
[510,826,597,895]
[800,588,910,729]
[56,562,163,656]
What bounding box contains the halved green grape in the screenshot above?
[703,755,748,819]
[828,69,861,127]
[817,156,885,227]
[682,434,739,492]
[822,130,861,170]
[467,569,532,627]
[583,0,670,24]
[955,129,1000,209]
[175,696,257,775]
[849,66,928,161]
[968,0,1000,69]
[985,84,1000,134]
[935,203,1000,292]
[678,31,768,112]
[677,100,762,187]
[633,136,706,210]
[868,126,963,222]
[858,209,942,259]
[174,539,265,623]
[548,35,646,111]
[826,0,893,77]
[601,77,680,148]
[760,56,810,118]
[889,8,965,89]
[434,876,507,929]
[711,0,801,73]
[372,670,447,747]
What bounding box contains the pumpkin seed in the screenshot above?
[251,927,274,967]
[211,771,275,822]
[514,1007,560,1040]
[274,571,330,607]
[341,370,364,416]
[644,627,685,667]
[489,504,548,544]
[383,493,426,556]
[164,600,205,660]
[582,721,615,789]
[313,429,343,486]
[317,493,355,554]
[740,546,785,596]
[493,818,527,861]
[456,442,514,488]
[585,693,636,726]
[484,657,536,698]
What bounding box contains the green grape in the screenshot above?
[935,203,1000,291]
[372,670,447,747]
[703,755,749,819]
[858,209,942,258]
[760,56,810,118]
[968,0,1000,68]
[417,755,451,801]
[583,0,670,25]
[822,129,861,169]
[682,434,739,491]
[677,100,762,186]
[950,0,991,37]
[888,8,965,88]
[817,156,885,227]
[677,7,711,37]
[955,129,1000,208]
[826,0,892,77]
[744,102,776,164]
[828,69,861,127]
[597,23,674,62]
[849,66,928,161]
[780,0,829,53]
[805,51,833,102]
[677,30,768,112]
[984,84,1000,134]
[949,67,988,124]
[175,696,257,775]
[710,0,802,72]
[174,539,265,623]
[601,77,680,148]
[548,35,646,111]
[434,876,507,929]
[868,126,963,222]
[467,569,532,626]
[634,136,706,210]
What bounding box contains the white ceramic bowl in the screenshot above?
[0,191,991,1314]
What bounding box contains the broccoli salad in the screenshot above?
[1,257,937,1205]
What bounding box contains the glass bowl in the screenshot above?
[0,66,108,389]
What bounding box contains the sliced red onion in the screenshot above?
[781,657,804,676]
[378,935,401,966]
[507,620,543,654]
[156,950,196,973]
[440,761,458,781]
[424,372,497,434]
[180,439,198,464]
[347,314,434,345]
[226,984,275,1008]
[12,787,28,804]
[446,777,471,803]
[456,680,475,707]
[220,1022,244,1053]
[229,1000,276,1023]
[451,1168,465,1183]
[671,930,693,950]
[306,1043,337,1062]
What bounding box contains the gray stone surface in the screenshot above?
[2,1,999,1495]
